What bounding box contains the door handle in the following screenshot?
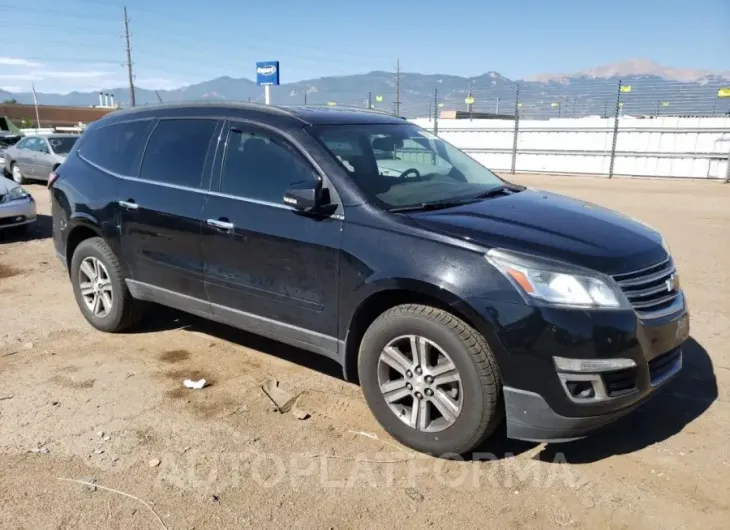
[118,200,139,210]
[207,218,234,231]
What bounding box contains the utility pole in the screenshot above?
[123,6,136,107]
[368,91,372,109]
[433,89,439,135]
[395,59,401,116]
[304,92,307,105]
[467,80,473,115]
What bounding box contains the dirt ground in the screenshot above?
[1,174,729,530]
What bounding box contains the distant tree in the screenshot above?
[2,98,18,104]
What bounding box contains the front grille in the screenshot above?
[0,215,25,226]
[612,257,680,319]
[649,347,682,385]
[602,368,637,397]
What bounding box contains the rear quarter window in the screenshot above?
[78,119,153,176]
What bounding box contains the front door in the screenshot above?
[119,118,221,309]
[14,137,38,177]
[201,122,343,357]
[34,138,55,181]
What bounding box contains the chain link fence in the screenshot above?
[299,79,730,182]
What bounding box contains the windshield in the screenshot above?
[0,136,21,148]
[48,136,78,155]
[309,123,504,209]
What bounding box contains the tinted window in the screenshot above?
[220,128,315,203]
[80,120,151,176]
[36,139,50,153]
[139,119,217,189]
[15,138,32,149]
[24,138,41,151]
[48,136,78,155]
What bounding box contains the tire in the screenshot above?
[70,237,143,332]
[11,163,26,184]
[358,304,502,455]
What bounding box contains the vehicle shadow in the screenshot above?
[466,337,716,462]
[536,336,716,464]
[134,308,716,463]
[134,305,345,380]
[0,214,52,242]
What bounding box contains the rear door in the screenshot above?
[201,121,343,356]
[119,117,221,310]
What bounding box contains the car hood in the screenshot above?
[407,188,668,275]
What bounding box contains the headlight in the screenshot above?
[486,249,626,309]
[7,186,29,201]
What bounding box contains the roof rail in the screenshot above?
[116,100,300,119]
[294,104,401,117]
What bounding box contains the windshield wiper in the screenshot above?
[476,184,526,199]
[474,184,525,199]
[388,198,479,213]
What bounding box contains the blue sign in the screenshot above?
[256,61,280,86]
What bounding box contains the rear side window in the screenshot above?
[139,119,217,189]
[79,120,151,176]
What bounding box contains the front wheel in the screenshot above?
[358,304,503,455]
[70,237,143,332]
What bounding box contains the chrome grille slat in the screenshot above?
[613,256,681,319]
[612,257,671,280]
[630,293,678,309]
[616,265,675,288]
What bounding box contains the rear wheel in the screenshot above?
[358,304,503,455]
[11,163,26,184]
[70,237,143,332]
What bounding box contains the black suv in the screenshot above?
[50,103,689,455]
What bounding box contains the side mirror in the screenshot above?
[283,180,324,213]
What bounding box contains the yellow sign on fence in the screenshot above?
[718,88,730,98]
[465,96,475,104]
[327,101,336,107]
[375,95,383,102]
[620,85,632,93]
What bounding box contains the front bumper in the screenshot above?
[0,197,37,229]
[456,294,689,443]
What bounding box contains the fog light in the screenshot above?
[566,380,595,399]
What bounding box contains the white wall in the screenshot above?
[410,116,730,179]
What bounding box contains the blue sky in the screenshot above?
[0,0,727,93]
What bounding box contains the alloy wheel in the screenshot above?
[78,257,113,318]
[377,334,463,433]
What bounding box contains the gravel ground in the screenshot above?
[0,174,729,530]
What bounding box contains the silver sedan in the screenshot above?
[0,176,36,233]
[3,134,79,184]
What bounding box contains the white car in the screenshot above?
[0,176,36,234]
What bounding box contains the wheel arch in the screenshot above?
[342,279,486,383]
[64,218,104,271]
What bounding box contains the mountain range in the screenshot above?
[2,60,728,118]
